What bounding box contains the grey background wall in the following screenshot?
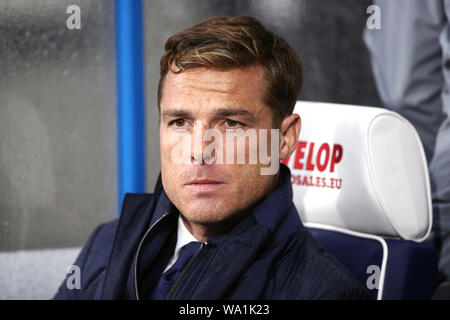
[0,0,380,298]
[0,0,117,252]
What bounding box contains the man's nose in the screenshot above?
[190,121,214,165]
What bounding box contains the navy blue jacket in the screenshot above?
[54,165,370,299]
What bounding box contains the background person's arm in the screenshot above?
[363,0,446,163]
[364,0,450,284]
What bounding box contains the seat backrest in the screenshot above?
[284,101,437,299]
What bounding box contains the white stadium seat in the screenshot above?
[284,101,438,299]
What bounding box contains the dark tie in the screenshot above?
[149,241,202,300]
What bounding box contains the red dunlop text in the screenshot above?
[283,141,343,189]
[282,141,343,172]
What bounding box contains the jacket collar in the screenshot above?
[150,178,175,227]
[250,163,302,237]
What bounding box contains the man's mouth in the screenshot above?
[184,179,226,192]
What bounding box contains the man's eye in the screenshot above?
[171,119,186,127]
[225,119,239,127]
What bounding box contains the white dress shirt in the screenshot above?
[163,214,200,273]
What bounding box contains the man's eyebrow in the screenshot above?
[161,107,257,122]
[161,109,193,119]
[213,108,256,122]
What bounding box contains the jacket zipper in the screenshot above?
[165,242,207,300]
[134,212,170,300]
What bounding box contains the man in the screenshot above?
[55,16,369,300]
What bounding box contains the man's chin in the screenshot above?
[181,211,230,226]
[180,205,251,228]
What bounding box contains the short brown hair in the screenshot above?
[158,16,303,126]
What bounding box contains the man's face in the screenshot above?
[159,65,280,226]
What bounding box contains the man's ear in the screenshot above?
[279,113,301,161]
